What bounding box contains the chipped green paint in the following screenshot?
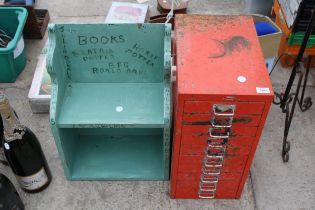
[47,23,171,180]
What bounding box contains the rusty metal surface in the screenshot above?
[175,14,273,98]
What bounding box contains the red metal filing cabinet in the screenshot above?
[170,15,274,199]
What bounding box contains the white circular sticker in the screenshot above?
[237,76,247,83]
[116,106,123,112]
[4,143,10,150]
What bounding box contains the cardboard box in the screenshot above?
[252,14,283,59]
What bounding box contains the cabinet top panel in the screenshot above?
[175,15,273,98]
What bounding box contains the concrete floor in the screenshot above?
[0,0,314,209]
[252,68,315,210]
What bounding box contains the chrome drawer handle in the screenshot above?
[204,163,223,168]
[213,104,236,116]
[204,155,224,163]
[203,162,223,168]
[205,147,226,157]
[207,144,226,148]
[199,187,217,192]
[202,170,221,176]
[204,157,224,166]
[209,128,230,139]
[199,183,217,192]
[201,173,220,179]
[211,116,233,128]
[200,174,219,183]
[202,166,222,175]
[198,190,215,199]
[206,152,225,158]
[199,195,215,199]
[208,137,228,146]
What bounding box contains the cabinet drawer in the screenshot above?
[182,125,258,137]
[182,134,255,147]
[178,155,248,173]
[183,114,261,127]
[177,172,242,182]
[184,101,265,115]
[180,143,251,156]
[175,180,239,199]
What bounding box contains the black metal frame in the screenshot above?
[273,8,315,162]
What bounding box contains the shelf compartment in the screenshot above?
[60,128,165,180]
[58,83,164,128]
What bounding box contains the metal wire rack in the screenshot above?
[0,28,12,48]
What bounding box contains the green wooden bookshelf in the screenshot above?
[47,23,171,180]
